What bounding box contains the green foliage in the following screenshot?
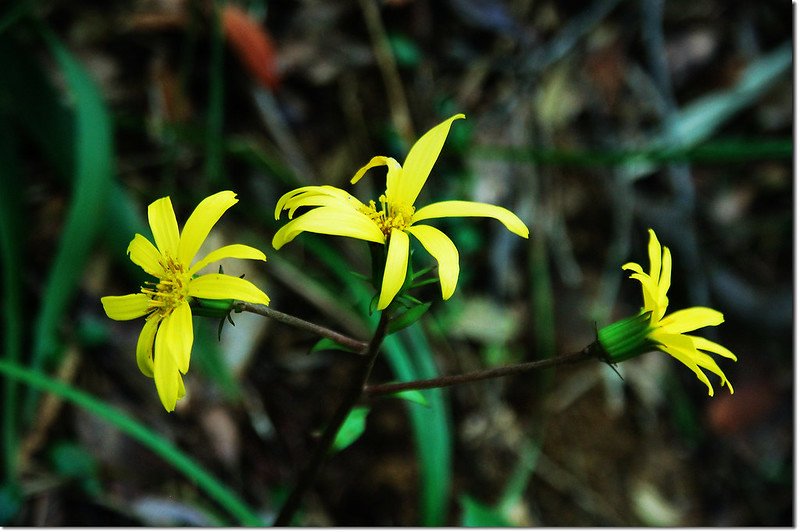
[332,406,370,452]
[386,301,431,335]
[459,495,512,527]
[49,441,102,497]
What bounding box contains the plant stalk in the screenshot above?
[235,301,368,354]
[364,344,602,397]
[272,311,390,526]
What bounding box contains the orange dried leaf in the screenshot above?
[222,5,280,90]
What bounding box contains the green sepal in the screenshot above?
[597,311,654,363]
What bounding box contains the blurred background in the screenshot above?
[0,0,792,526]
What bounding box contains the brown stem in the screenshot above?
[364,344,601,398]
[272,312,391,526]
[234,301,369,354]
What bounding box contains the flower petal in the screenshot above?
[659,307,724,334]
[101,294,150,321]
[655,245,672,321]
[395,114,465,206]
[189,244,267,275]
[412,200,529,238]
[350,156,402,188]
[647,228,661,281]
[162,301,193,373]
[276,185,360,219]
[649,330,714,395]
[135,315,160,377]
[686,335,738,361]
[127,234,164,277]
[407,224,459,300]
[188,273,270,305]
[178,191,238,265]
[154,324,181,412]
[377,228,410,310]
[148,196,180,256]
[272,206,385,249]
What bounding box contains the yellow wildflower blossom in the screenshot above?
[598,228,737,396]
[272,114,529,309]
[101,191,270,411]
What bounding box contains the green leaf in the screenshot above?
[332,406,370,452]
[0,483,22,525]
[460,495,512,527]
[387,302,431,335]
[0,359,263,526]
[391,390,430,408]
[49,441,102,497]
[310,338,359,354]
[27,28,114,419]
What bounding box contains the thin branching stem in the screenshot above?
[272,312,391,526]
[235,301,369,354]
[364,344,603,397]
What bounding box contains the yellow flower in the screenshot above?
[272,114,529,309]
[101,191,270,411]
[600,228,737,396]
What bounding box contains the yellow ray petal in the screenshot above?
[135,315,160,377]
[686,335,738,361]
[101,293,151,321]
[350,156,402,187]
[148,196,180,256]
[646,228,661,281]
[395,114,465,206]
[162,301,193,373]
[272,206,385,249]
[188,273,270,305]
[189,244,266,275]
[154,322,180,411]
[177,191,238,265]
[659,307,724,334]
[412,200,529,238]
[626,272,658,313]
[655,245,672,321]
[377,228,410,310]
[127,234,164,278]
[650,330,714,395]
[407,224,459,300]
[275,185,356,219]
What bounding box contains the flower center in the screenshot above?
[360,194,415,237]
[141,256,190,317]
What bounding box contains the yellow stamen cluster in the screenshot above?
[141,257,190,317]
[361,195,415,237]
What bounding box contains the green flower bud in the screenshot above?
[597,311,655,363]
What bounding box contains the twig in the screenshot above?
[272,312,391,526]
[234,301,368,354]
[364,345,600,397]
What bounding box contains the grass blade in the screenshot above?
[26,28,114,418]
[0,359,264,525]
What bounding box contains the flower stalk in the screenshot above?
[273,312,391,526]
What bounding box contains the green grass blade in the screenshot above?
[205,1,225,188]
[0,117,23,488]
[26,28,114,418]
[0,359,264,526]
[385,326,452,526]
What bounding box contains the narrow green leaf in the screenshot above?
[310,338,359,354]
[391,390,430,408]
[49,441,102,497]
[0,114,22,504]
[387,302,431,335]
[27,28,114,418]
[0,359,264,526]
[460,495,512,527]
[332,406,370,452]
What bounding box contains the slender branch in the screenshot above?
[364,344,602,397]
[234,301,369,354]
[272,312,391,526]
